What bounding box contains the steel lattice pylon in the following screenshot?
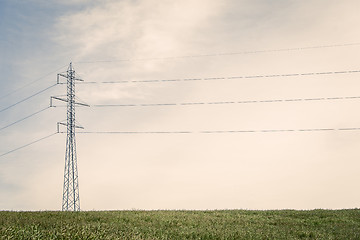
[62,63,80,211]
[52,63,89,211]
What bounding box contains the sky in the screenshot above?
[1,0,360,211]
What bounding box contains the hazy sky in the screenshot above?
[1,0,360,211]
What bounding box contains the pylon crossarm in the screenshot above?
[51,97,89,107]
[58,73,67,78]
[57,73,68,84]
[58,122,84,129]
[51,96,67,103]
[75,102,90,107]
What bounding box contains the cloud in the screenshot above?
[54,0,224,60]
[2,0,360,210]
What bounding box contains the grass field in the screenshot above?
[1,209,360,239]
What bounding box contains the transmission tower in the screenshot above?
[51,63,89,211]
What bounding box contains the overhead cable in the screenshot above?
[0,132,58,158]
[71,70,360,85]
[0,84,57,114]
[64,127,360,135]
[0,106,51,132]
[0,64,67,100]
[74,43,360,63]
[90,95,360,108]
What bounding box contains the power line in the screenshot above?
[66,131,193,134]
[0,132,58,158]
[74,42,360,64]
[2,127,353,156]
[71,70,360,85]
[64,127,360,135]
[0,106,51,132]
[0,64,68,100]
[0,84,57,114]
[89,95,360,108]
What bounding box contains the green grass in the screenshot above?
[1,209,360,239]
